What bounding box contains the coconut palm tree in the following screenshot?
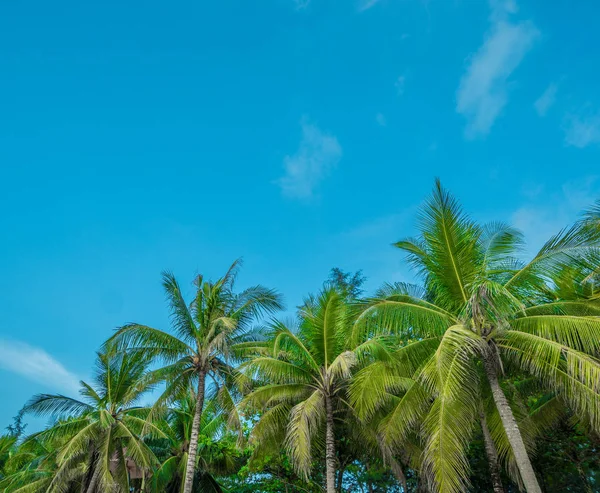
[354,180,600,493]
[107,259,283,493]
[20,350,161,493]
[241,287,391,493]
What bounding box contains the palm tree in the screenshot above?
[354,180,600,492]
[107,259,283,493]
[241,287,390,493]
[21,350,161,493]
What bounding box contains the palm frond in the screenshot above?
[512,314,600,354]
[420,326,484,493]
[107,323,193,363]
[22,394,93,420]
[162,271,200,342]
[500,330,600,430]
[284,390,325,479]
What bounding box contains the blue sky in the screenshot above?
[1,0,600,428]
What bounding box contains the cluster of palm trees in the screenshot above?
[2,181,600,493]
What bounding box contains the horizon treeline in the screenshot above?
[2,181,600,493]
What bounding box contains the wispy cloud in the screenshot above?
[358,0,382,12]
[456,1,539,138]
[276,120,342,199]
[534,82,558,116]
[564,109,600,148]
[376,113,387,126]
[0,339,81,394]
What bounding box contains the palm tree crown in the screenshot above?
[242,287,391,493]
[20,350,161,493]
[107,259,283,493]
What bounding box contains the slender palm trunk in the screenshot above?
[325,394,337,493]
[483,354,541,493]
[183,370,207,493]
[479,411,505,493]
[85,464,102,493]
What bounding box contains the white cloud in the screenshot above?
[376,113,387,126]
[0,339,81,394]
[276,120,342,199]
[456,1,539,138]
[564,111,600,148]
[534,83,558,116]
[358,0,382,12]
[395,75,406,96]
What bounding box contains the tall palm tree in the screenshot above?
[242,287,389,493]
[107,259,283,493]
[21,350,161,493]
[354,180,600,493]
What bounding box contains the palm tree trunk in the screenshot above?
[182,370,207,493]
[479,411,505,493]
[483,354,541,493]
[85,464,102,493]
[325,394,337,493]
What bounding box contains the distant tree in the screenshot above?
[5,410,26,440]
[327,268,366,300]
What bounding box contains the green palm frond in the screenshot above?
[500,330,600,430]
[523,299,600,316]
[328,350,357,382]
[355,294,456,339]
[271,322,320,371]
[479,222,524,277]
[243,383,313,409]
[248,403,291,462]
[420,326,484,493]
[242,357,314,385]
[377,378,431,456]
[113,421,157,470]
[22,395,93,419]
[349,338,440,421]
[512,314,600,354]
[106,323,193,363]
[232,285,285,327]
[162,270,200,342]
[284,390,325,479]
[505,222,600,292]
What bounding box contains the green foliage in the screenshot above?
[4,183,600,492]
